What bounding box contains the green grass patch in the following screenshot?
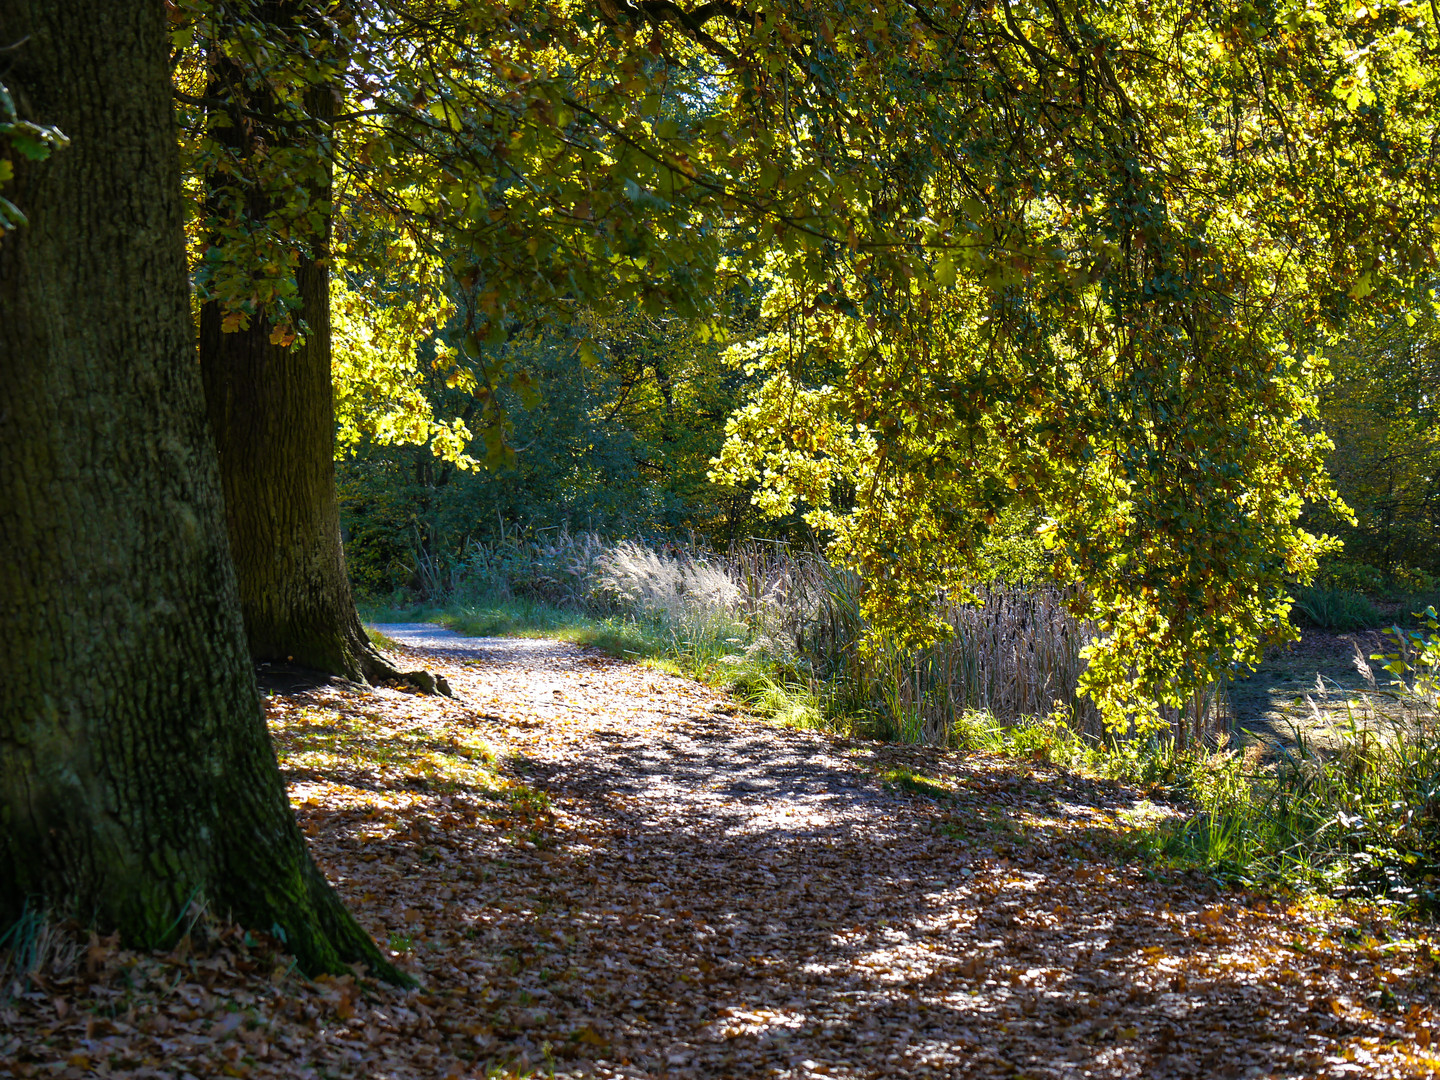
[889,701,1440,914]
[879,765,953,799]
[1135,723,1440,910]
[365,626,400,650]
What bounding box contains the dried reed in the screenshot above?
[424,529,1228,746]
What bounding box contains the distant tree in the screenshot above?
[190,1,447,689]
[337,302,770,596]
[0,0,400,981]
[1311,308,1440,581]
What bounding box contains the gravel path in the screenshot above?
[372,622,586,665]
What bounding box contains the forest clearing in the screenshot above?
[5,628,1439,1079]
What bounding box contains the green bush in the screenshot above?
[1134,621,1440,912]
[1290,586,1383,631]
[1391,566,1438,596]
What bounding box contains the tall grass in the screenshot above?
[369,529,1230,747]
[1129,631,1440,910]
[812,577,1103,743]
[407,526,610,609]
[0,905,81,1003]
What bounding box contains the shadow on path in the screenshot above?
[284,626,1437,1078]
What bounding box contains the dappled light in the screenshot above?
[293,631,1437,1078]
[6,624,1440,1079]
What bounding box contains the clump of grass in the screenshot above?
[748,676,825,729]
[408,528,611,608]
[1,904,82,1003]
[596,541,741,626]
[841,587,1103,743]
[1291,585,1383,631]
[879,765,952,799]
[810,575,1225,748]
[1126,627,1440,911]
[365,626,400,650]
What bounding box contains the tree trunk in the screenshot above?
[0,0,405,983]
[196,5,445,693]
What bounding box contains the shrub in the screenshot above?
[1142,623,1440,911]
[1290,585,1383,631]
[1391,566,1438,596]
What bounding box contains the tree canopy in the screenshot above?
[170,0,1439,728]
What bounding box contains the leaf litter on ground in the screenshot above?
[4,627,1440,1079]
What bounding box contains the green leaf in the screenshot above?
[0,195,27,228]
[934,253,957,288]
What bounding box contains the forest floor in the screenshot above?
[5,625,1439,1079]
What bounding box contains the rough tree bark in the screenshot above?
[196,3,445,693]
[0,0,405,982]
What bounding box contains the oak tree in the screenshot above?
[0,0,401,981]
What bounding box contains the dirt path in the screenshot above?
[331,625,1433,1079]
[15,627,1432,1079]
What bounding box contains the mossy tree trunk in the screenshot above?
[0,0,405,983]
[195,3,444,692]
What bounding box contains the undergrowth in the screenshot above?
[932,638,1440,917]
[1290,585,1384,632]
[0,903,82,1005]
[1133,625,1440,915]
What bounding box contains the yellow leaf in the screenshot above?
[1348,271,1374,299]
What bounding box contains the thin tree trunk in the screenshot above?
[196,4,445,693]
[0,0,405,983]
